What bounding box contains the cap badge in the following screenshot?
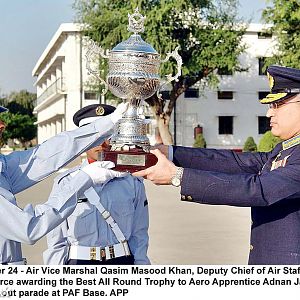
[95,106,105,116]
[267,72,275,90]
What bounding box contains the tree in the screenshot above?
[258,131,281,152]
[262,0,300,68]
[243,136,257,152]
[0,90,37,148]
[193,133,207,148]
[0,112,37,148]
[6,90,36,117]
[74,0,246,144]
[0,90,36,116]
[0,96,8,108]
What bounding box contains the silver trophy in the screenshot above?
[86,8,182,172]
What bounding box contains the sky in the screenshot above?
[0,0,269,95]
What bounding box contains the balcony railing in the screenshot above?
[35,77,65,107]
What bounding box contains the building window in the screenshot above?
[257,32,272,39]
[258,57,267,75]
[84,92,98,100]
[217,68,233,76]
[219,116,233,134]
[160,91,171,100]
[218,91,234,100]
[258,91,269,101]
[258,116,270,134]
[184,88,199,98]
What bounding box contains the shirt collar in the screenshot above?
[282,134,300,150]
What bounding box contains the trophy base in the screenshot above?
[102,148,158,173]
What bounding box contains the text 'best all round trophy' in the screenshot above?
[86,8,182,173]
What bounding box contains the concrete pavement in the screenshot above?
[16,175,251,265]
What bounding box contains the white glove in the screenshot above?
[81,161,127,185]
[110,102,129,124]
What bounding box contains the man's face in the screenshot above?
[86,140,110,161]
[266,94,300,140]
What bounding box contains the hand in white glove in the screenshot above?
[81,161,127,185]
[110,102,129,124]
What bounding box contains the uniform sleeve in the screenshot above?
[0,171,92,244]
[6,116,114,194]
[43,221,69,265]
[173,146,271,174]
[181,158,300,207]
[128,178,150,265]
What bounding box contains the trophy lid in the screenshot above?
[112,34,157,54]
[111,8,158,54]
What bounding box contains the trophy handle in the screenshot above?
[85,40,109,96]
[157,46,182,98]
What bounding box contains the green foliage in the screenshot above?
[262,0,300,68]
[0,90,36,116]
[75,0,245,77]
[0,112,37,146]
[193,133,207,148]
[73,0,246,142]
[0,97,6,107]
[0,90,37,147]
[243,136,257,152]
[258,131,281,152]
[7,90,36,116]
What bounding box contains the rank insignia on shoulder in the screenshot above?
[271,155,290,171]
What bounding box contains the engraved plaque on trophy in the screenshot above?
[86,8,182,172]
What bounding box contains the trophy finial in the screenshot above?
[127,7,146,34]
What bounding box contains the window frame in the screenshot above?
[184,88,199,98]
[84,91,98,100]
[258,116,271,134]
[218,91,234,100]
[218,116,234,135]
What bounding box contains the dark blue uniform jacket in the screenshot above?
[174,141,300,264]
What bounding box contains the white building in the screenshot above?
[32,23,111,143]
[33,23,275,149]
[173,24,276,149]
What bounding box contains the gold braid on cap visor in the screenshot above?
[260,93,288,104]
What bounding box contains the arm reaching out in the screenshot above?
[133,149,177,185]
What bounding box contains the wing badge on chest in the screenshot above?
[271,155,290,171]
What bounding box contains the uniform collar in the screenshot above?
[282,134,300,150]
[87,158,97,164]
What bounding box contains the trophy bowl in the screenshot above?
[86,8,182,172]
[108,51,161,101]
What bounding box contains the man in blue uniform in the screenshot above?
[0,102,128,264]
[134,65,300,265]
[44,104,150,265]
